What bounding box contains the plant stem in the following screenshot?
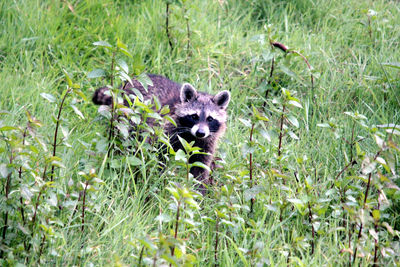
[170,199,181,265]
[367,16,373,41]
[348,224,352,267]
[353,150,381,263]
[307,202,315,255]
[373,203,380,266]
[186,162,190,182]
[278,104,286,157]
[38,232,46,260]
[350,120,356,163]
[249,123,255,213]
[184,4,191,63]
[330,159,357,189]
[1,148,13,258]
[18,127,28,226]
[214,216,219,266]
[81,181,89,232]
[138,246,144,267]
[288,50,314,101]
[32,165,48,228]
[50,89,71,181]
[107,51,117,156]
[263,56,275,108]
[110,51,115,88]
[166,2,173,50]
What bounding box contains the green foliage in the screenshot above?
[1,0,400,266]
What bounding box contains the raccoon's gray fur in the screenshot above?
[93,74,230,189]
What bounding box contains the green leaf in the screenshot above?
[118,71,133,86]
[369,228,379,241]
[110,159,122,169]
[116,123,129,139]
[70,105,84,119]
[259,128,271,142]
[287,198,306,215]
[160,105,170,115]
[63,69,73,87]
[136,73,153,92]
[382,222,394,235]
[93,40,112,48]
[177,135,193,152]
[191,161,211,172]
[244,185,263,201]
[164,115,177,127]
[40,93,56,103]
[20,185,33,201]
[239,118,252,128]
[155,213,172,223]
[288,131,299,140]
[374,134,384,148]
[87,69,106,79]
[119,48,133,58]
[287,115,299,128]
[372,209,380,221]
[317,123,331,128]
[361,158,376,174]
[117,59,129,74]
[288,100,303,109]
[175,149,187,163]
[126,156,142,166]
[153,95,161,111]
[166,186,180,200]
[116,38,128,50]
[381,62,400,69]
[132,54,145,75]
[73,90,87,101]
[0,126,18,131]
[46,192,58,207]
[280,65,304,84]
[0,163,10,178]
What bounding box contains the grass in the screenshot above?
[1,0,399,266]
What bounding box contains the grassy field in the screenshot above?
[1,0,400,266]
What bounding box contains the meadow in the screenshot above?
[0,0,399,266]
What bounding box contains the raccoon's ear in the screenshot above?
[213,90,231,109]
[180,83,197,103]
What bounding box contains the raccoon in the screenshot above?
[92,74,230,190]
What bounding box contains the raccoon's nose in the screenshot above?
[196,129,206,138]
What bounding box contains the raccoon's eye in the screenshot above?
[191,114,199,120]
[207,116,214,122]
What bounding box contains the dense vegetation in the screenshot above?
[1,0,399,266]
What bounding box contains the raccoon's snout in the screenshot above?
[196,128,206,138]
[191,124,210,139]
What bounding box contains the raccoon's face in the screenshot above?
[176,83,230,139]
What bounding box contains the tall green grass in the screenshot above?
[1,0,399,266]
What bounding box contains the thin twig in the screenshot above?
[81,181,89,232]
[278,104,286,157]
[307,202,315,255]
[214,216,219,266]
[50,89,71,181]
[249,123,255,213]
[263,57,275,107]
[166,2,173,50]
[170,200,181,266]
[353,150,382,263]
[1,148,14,258]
